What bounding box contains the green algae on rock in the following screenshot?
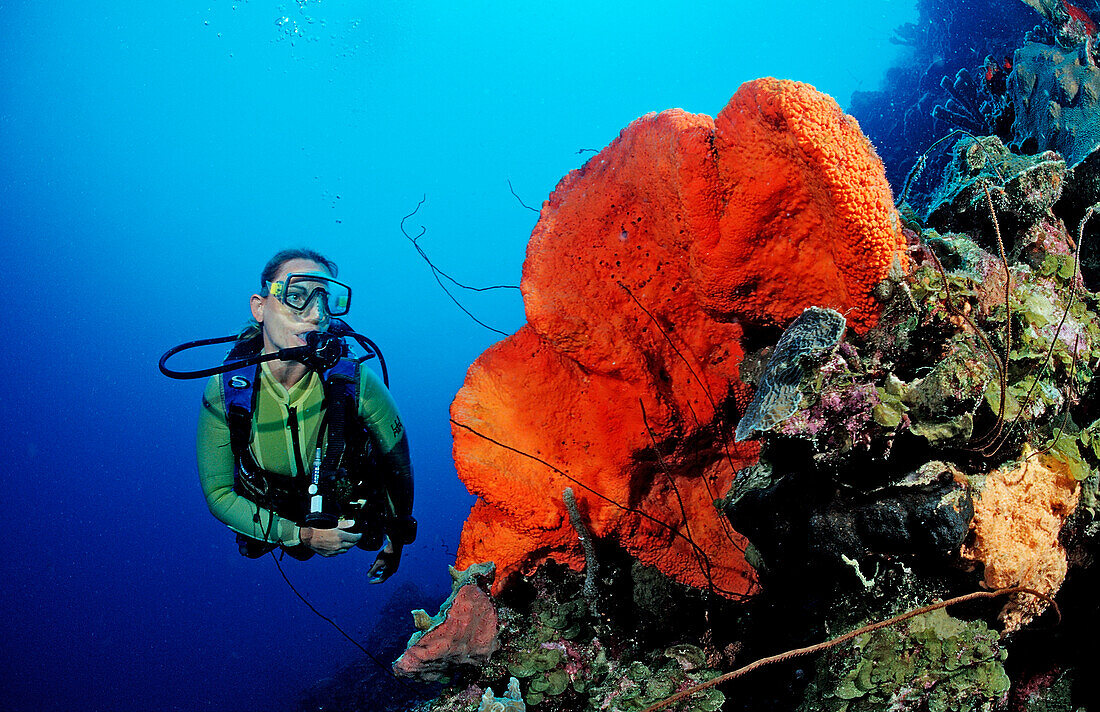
[588,646,724,712]
[503,600,607,704]
[799,608,1009,712]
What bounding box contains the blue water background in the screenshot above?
[1,1,916,710]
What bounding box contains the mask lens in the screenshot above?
[284,285,311,310]
[283,274,351,316]
[327,292,350,315]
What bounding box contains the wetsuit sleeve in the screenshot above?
[358,368,414,518]
[196,376,301,545]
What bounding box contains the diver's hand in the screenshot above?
[300,519,361,556]
[368,538,403,583]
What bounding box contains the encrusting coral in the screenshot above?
[451,78,906,598]
[1010,37,1100,168]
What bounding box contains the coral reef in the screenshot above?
[922,136,1067,252]
[1017,0,1099,46]
[393,21,1100,710]
[451,78,904,599]
[706,173,1098,709]
[721,215,1098,583]
[393,563,500,682]
[855,0,1100,298]
[588,646,724,712]
[411,561,732,712]
[933,68,1007,137]
[1010,39,1100,167]
[479,677,525,712]
[495,580,607,708]
[849,0,1037,191]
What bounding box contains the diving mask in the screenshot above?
[265,273,352,317]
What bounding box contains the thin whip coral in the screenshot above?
[900,133,1095,460]
[639,586,1058,712]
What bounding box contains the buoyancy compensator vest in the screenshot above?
[218,324,394,550]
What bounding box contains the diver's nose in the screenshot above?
[301,298,327,325]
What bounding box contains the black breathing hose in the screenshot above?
[159,334,285,379]
[158,322,388,386]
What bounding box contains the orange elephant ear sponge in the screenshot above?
[452,110,759,599]
[703,77,904,332]
[450,79,905,599]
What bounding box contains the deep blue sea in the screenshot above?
[1,2,915,710]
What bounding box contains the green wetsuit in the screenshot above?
[197,361,412,546]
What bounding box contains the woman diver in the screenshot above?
[190,248,415,582]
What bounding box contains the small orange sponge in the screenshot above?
[961,452,1080,631]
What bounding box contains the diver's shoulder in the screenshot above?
[356,362,388,390]
[201,374,226,415]
[356,363,398,409]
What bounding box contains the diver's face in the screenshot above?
[251,258,332,354]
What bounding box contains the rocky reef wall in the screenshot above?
[311,4,1100,710]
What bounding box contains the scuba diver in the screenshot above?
[164,248,415,582]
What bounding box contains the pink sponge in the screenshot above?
[392,562,500,682]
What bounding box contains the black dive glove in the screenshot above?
[367,516,415,584]
[368,539,403,584]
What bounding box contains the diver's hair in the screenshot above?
[259,248,339,291]
[239,248,340,341]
